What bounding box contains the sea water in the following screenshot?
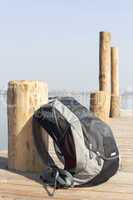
[0,92,133,150]
[0,94,8,150]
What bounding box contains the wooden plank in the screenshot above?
[0,116,133,199]
[1,183,133,200]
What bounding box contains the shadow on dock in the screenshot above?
[0,155,8,169]
[0,152,98,197]
[0,154,55,196]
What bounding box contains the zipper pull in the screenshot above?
[96,151,102,166]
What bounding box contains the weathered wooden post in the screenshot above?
[7,80,48,172]
[99,32,111,92]
[90,32,111,122]
[110,47,120,117]
[90,91,110,122]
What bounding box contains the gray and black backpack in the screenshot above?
[32,97,119,189]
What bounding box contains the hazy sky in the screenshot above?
[0,0,132,91]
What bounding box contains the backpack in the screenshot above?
[32,97,119,190]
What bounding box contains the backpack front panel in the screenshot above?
[53,98,104,184]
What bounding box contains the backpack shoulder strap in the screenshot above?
[32,106,74,190]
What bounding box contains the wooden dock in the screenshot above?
[0,116,133,200]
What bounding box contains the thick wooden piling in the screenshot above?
[90,32,111,122]
[110,47,120,117]
[99,32,111,92]
[7,80,48,172]
[90,91,110,122]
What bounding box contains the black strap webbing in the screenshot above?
[32,116,56,168]
[32,110,74,189]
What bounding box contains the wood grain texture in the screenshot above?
[90,91,110,122]
[99,32,111,92]
[110,47,120,118]
[111,48,119,96]
[7,80,48,172]
[0,116,133,199]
